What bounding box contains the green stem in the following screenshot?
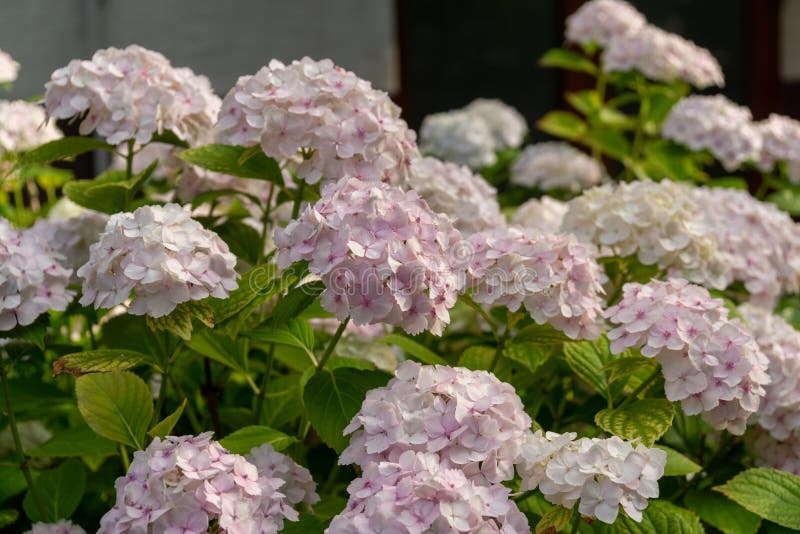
[152,370,169,426]
[489,317,512,372]
[168,375,202,433]
[317,317,350,371]
[618,367,661,409]
[257,183,276,265]
[254,344,275,424]
[0,357,46,519]
[569,503,582,534]
[462,294,499,339]
[124,139,135,210]
[291,180,306,219]
[119,444,130,471]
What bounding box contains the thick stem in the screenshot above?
[317,317,350,371]
[202,358,223,437]
[254,344,275,424]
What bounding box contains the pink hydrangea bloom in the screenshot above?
[274,178,464,335]
[605,278,770,434]
[757,113,800,171]
[247,444,320,510]
[340,361,531,484]
[565,0,646,47]
[0,100,62,155]
[751,429,800,475]
[23,520,86,534]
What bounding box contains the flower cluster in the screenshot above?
[0,218,74,331]
[340,361,532,484]
[518,430,666,523]
[246,444,320,510]
[752,430,800,475]
[23,521,86,534]
[98,433,297,534]
[329,450,530,534]
[562,180,728,289]
[739,304,800,440]
[274,178,463,335]
[691,186,800,305]
[661,95,760,171]
[403,156,505,234]
[511,196,568,234]
[419,98,527,169]
[217,57,418,184]
[78,203,238,317]
[510,142,605,192]
[0,100,62,154]
[0,49,19,84]
[464,226,605,340]
[603,25,724,89]
[44,45,219,145]
[757,113,800,171]
[565,0,646,47]
[605,278,770,433]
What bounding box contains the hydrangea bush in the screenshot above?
[3,2,800,532]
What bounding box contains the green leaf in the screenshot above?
[23,459,86,522]
[536,506,573,534]
[514,323,570,345]
[603,500,703,534]
[148,399,187,438]
[381,334,447,365]
[537,111,587,141]
[0,466,26,504]
[767,189,800,216]
[76,371,154,449]
[657,445,701,477]
[685,489,761,534]
[567,90,602,116]
[19,136,113,166]
[0,509,18,529]
[186,327,247,372]
[539,48,597,75]
[3,315,48,351]
[642,140,706,183]
[146,300,215,341]
[563,339,613,399]
[585,127,631,160]
[53,349,155,377]
[603,356,658,385]
[219,425,296,454]
[594,399,675,446]
[243,320,316,365]
[715,468,800,530]
[63,169,134,214]
[504,342,552,373]
[177,144,283,183]
[215,220,262,265]
[27,423,116,457]
[150,129,190,148]
[281,513,325,533]
[708,177,749,190]
[458,346,495,371]
[209,264,278,326]
[268,280,325,326]
[303,368,390,452]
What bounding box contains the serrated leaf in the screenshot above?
[539,48,597,75]
[219,425,296,454]
[657,445,701,477]
[177,144,283,183]
[563,339,613,399]
[27,423,116,457]
[146,300,215,341]
[303,368,390,452]
[458,346,495,371]
[19,136,113,166]
[684,489,761,534]
[63,161,156,214]
[603,356,657,385]
[23,459,86,522]
[504,342,552,372]
[209,264,278,325]
[215,219,262,265]
[381,334,446,365]
[150,129,190,148]
[715,468,800,530]
[536,506,573,534]
[537,111,587,141]
[76,371,153,449]
[603,499,703,534]
[268,280,325,326]
[148,398,187,438]
[52,349,155,377]
[595,399,675,446]
[243,320,316,366]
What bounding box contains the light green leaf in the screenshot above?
[684,489,761,534]
[504,342,552,373]
[177,144,283,183]
[186,327,247,372]
[537,111,587,141]
[715,468,800,530]
[76,371,154,449]
[244,320,316,365]
[19,136,113,166]
[539,48,597,75]
[381,334,447,365]
[514,323,570,345]
[27,423,116,458]
[563,339,612,399]
[148,399,187,438]
[458,346,495,371]
[53,349,156,377]
[585,127,631,160]
[657,445,701,477]
[567,89,602,116]
[23,459,86,522]
[602,500,703,534]
[767,189,800,216]
[603,356,658,385]
[536,506,573,534]
[595,399,675,446]
[219,425,296,454]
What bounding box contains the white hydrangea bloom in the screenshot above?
[511,196,568,234]
[24,520,86,534]
[419,109,498,169]
[510,142,605,192]
[757,113,800,171]
[78,203,238,317]
[603,25,724,89]
[403,156,505,234]
[0,49,19,84]
[565,0,646,47]
[463,98,528,150]
[518,430,666,523]
[752,430,800,475]
[661,95,760,171]
[0,100,62,155]
[45,45,219,145]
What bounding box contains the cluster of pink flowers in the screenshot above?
[464,226,605,340]
[661,95,761,171]
[510,142,605,192]
[0,48,19,84]
[98,433,299,534]
[23,521,86,534]
[565,0,646,47]
[0,218,74,330]
[0,100,62,154]
[739,304,800,440]
[274,178,463,335]
[518,430,666,524]
[44,45,219,145]
[511,197,568,235]
[78,203,238,317]
[328,450,530,534]
[246,444,320,510]
[340,361,532,484]
[757,113,800,171]
[216,57,418,184]
[605,278,770,434]
[751,430,800,475]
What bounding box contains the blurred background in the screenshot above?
[0,0,793,138]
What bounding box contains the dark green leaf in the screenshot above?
[19,137,113,166]
[657,445,701,477]
[504,342,552,373]
[0,509,18,528]
[150,129,190,148]
[177,144,283,183]
[381,334,447,365]
[214,220,262,265]
[0,466,26,504]
[3,315,49,351]
[186,327,247,372]
[458,346,495,371]
[585,127,631,160]
[281,513,325,533]
[268,280,325,326]
[514,323,570,345]
[219,425,296,454]
[27,423,116,457]
[563,339,613,399]
[23,459,86,522]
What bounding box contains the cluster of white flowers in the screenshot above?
[0,100,62,154]
[419,99,527,169]
[691,186,800,305]
[329,450,530,534]
[739,304,800,440]
[603,25,724,89]
[511,196,568,234]
[98,433,300,534]
[0,218,74,330]
[23,521,86,534]
[661,95,760,171]
[78,203,238,317]
[752,430,800,475]
[605,278,770,433]
[464,226,605,340]
[757,113,800,171]
[246,444,320,510]
[518,430,666,524]
[274,178,463,335]
[217,57,418,184]
[563,180,728,288]
[0,49,19,84]
[565,0,646,47]
[44,45,219,145]
[340,361,532,484]
[510,142,605,192]
[403,156,505,234]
